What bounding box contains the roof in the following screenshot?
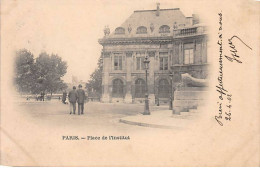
[107,8,193,38]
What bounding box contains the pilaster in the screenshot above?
[101,52,111,103]
[125,51,133,103]
[148,51,155,104]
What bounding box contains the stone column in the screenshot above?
[124,51,133,103]
[174,42,180,65]
[101,52,110,103]
[202,38,207,63]
[180,42,184,65]
[154,50,159,103]
[148,51,155,104]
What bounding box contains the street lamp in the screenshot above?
[169,71,174,110]
[143,55,150,115]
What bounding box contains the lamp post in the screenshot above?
[169,71,173,110]
[143,55,150,115]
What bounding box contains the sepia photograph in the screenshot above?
[0,0,259,167]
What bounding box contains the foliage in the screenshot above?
[14,49,68,95]
[15,49,36,93]
[86,55,103,96]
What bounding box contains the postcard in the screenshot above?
[0,0,259,167]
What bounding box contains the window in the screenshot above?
[114,53,123,70]
[184,49,194,64]
[115,27,125,34]
[159,25,170,33]
[136,52,145,70]
[136,26,147,34]
[159,52,168,70]
[135,79,145,98]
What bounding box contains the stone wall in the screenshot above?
[173,87,208,114]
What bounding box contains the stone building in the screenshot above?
[98,4,208,104]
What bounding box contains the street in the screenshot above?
[1,99,182,166]
[16,99,171,133]
[2,98,257,166]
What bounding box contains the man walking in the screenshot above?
[68,86,77,114]
[62,90,67,104]
[76,84,86,115]
[40,91,45,101]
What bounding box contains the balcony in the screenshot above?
[171,63,209,72]
[173,25,206,37]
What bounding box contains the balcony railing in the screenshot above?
[173,26,206,37]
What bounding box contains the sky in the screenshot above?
[2,0,196,83]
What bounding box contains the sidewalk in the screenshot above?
[119,109,194,129]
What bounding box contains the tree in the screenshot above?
[86,55,103,96]
[34,52,68,95]
[14,49,68,95]
[14,49,37,93]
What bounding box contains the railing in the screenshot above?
[171,63,209,72]
[173,26,206,37]
[181,27,197,35]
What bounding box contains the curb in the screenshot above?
[119,119,183,129]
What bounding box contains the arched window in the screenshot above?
[136,26,147,34]
[159,25,170,33]
[115,27,125,34]
[112,79,124,97]
[158,79,170,98]
[135,78,145,98]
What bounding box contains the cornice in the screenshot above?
[99,33,207,45]
[98,36,173,45]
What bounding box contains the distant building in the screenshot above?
[99,4,208,103]
[67,76,87,92]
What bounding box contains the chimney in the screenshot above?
[156,3,160,16]
[192,14,200,25]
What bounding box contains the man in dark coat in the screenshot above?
[68,86,77,114]
[76,84,86,115]
[62,90,67,104]
[40,91,45,101]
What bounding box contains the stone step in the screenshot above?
[189,109,199,113]
[176,87,208,91]
[179,112,194,117]
[175,109,199,119]
[172,114,195,120]
[180,111,190,115]
[175,91,208,100]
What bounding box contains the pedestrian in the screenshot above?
[76,84,86,115]
[68,86,77,114]
[62,90,67,104]
[40,91,45,101]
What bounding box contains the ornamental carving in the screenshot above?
[128,24,132,33]
[126,52,133,57]
[103,52,111,58]
[104,25,110,36]
[150,23,154,32]
[173,22,178,30]
[148,51,155,57]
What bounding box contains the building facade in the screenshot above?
[99,5,208,104]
